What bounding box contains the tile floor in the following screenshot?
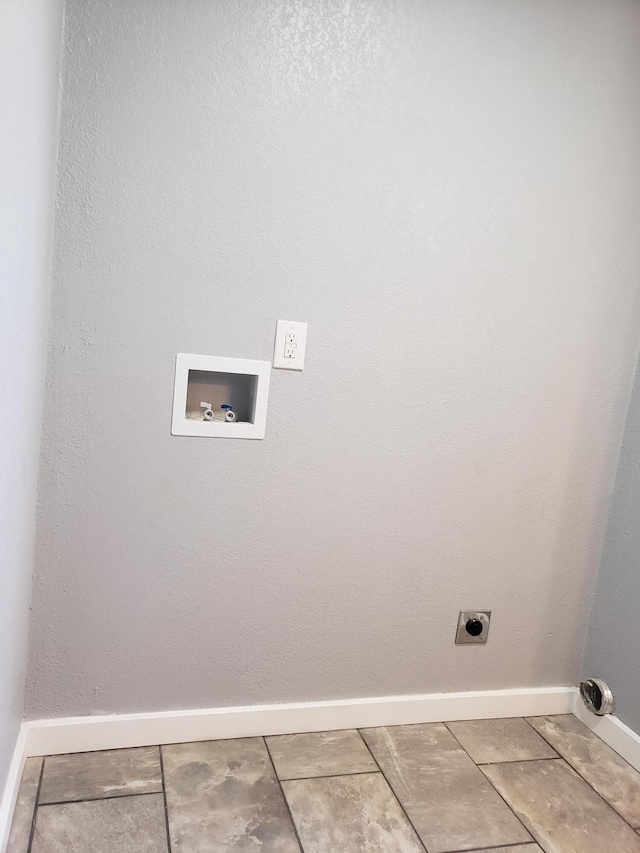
[8,714,640,853]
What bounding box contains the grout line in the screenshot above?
[522,715,561,735]
[522,716,560,756]
[37,790,163,808]
[151,735,259,750]
[443,719,560,762]
[278,770,381,783]
[158,746,173,853]
[522,719,640,835]
[26,758,45,853]
[356,729,429,853]
[567,713,640,775]
[441,843,538,852]
[37,745,154,761]
[477,756,562,767]
[444,725,535,846]
[262,737,305,853]
[478,756,640,844]
[265,728,359,741]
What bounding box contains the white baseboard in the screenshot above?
[23,686,575,757]
[0,727,28,853]
[573,701,640,773]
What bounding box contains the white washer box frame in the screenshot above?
[171,353,271,439]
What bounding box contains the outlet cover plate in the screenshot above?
[273,320,308,370]
[455,610,491,645]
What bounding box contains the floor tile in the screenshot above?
[39,747,162,804]
[162,737,299,851]
[7,757,43,853]
[266,730,377,780]
[282,773,424,852]
[528,714,640,827]
[447,718,558,763]
[361,723,531,853]
[30,794,168,853]
[482,758,640,853]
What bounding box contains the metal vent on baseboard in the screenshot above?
[580,678,614,716]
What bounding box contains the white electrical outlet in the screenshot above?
[273,320,308,370]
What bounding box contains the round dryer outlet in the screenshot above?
[455,610,491,644]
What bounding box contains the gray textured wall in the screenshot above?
[27,0,640,719]
[0,0,62,796]
[582,358,640,733]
